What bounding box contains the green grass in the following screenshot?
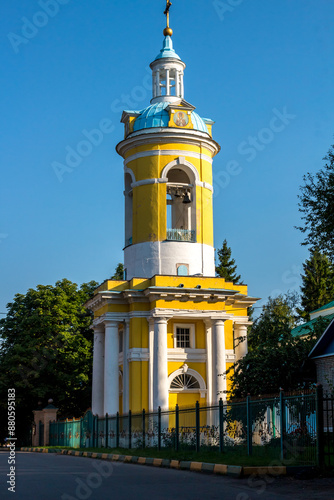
[31,445,310,467]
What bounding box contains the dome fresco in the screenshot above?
[133,102,209,134]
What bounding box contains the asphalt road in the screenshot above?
[1,451,334,500]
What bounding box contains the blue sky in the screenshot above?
[1,0,334,315]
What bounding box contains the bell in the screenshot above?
[182,192,191,204]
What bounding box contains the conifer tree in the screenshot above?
[297,143,334,261]
[216,239,242,283]
[299,248,334,319]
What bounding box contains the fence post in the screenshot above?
[142,409,146,449]
[195,401,200,452]
[158,406,161,451]
[175,404,179,452]
[116,412,120,448]
[105,414,108,449]
[219,398,224,453]
[246,395,252,456]
[279,389,285,461]
[316,384,325,467]
[128,410,132,449]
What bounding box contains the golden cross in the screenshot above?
[164,1,172,28]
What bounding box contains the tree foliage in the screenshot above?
[0,279,98,444]
[111,263,124,280]
[228,293,327,398]
[297,143,334,261]
[216,239,242,283]
[298,248,334,320]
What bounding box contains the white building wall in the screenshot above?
[124,241,215,279]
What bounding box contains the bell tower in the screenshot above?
[88,2,257,418]
[117,7,220,280]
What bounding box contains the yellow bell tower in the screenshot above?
[118,19,219,280]
[88,2,258,417]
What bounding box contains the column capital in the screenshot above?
[234,321,252,328]
[212,318,227,326]
[152,316,169,324]
[103,320,119,329]
[93,325,105,334]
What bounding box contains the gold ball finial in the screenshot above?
[163,27,173,36]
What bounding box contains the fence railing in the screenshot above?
[166,229,196,242]
[48,389,334,466]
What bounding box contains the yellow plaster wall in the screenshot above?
[129,318,148,349]
[224,321,234,350]
[129,361,148,413]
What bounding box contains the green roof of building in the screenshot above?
[310,300,334,314]
[291,313,334,338]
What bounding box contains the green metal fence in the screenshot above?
[49,388,331,466]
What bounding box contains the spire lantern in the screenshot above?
[150,2,185,104]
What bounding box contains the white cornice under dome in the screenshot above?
[116,128,220,158]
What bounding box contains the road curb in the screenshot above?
[19,447,291,478]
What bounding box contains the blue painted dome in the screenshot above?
[133,102,170,131]
[133,102,209,134]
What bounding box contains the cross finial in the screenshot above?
[163,1,173,37]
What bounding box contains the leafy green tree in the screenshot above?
[297,143,334,261]
[0,279,98,445]
[228,293,326,398]
[111,263,124,280]
[216,239,242,283]
[298,248,334,320]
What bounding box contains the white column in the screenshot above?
[104,321,119,415]
[148,318,154,412]
[92,326,105,416]
[213,319,226,403]
[175,70,180,97]
[204,319,212,406]
[180,73,184,98]
[122,320,130,414]
[153,317,168,410]
[166,69,170,95]
[156,70,160,97]
[234,323,248,362]
[153,72,157,98]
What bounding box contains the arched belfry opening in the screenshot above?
[166,166,196,242]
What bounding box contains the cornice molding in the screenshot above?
[116,128,220,158]
[123,149,213,167]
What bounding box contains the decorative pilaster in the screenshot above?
[92,326,105,416]
[104,321,120,415]
[213,319,226,403]
[234,323,248,362]
[153,317,169,410]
